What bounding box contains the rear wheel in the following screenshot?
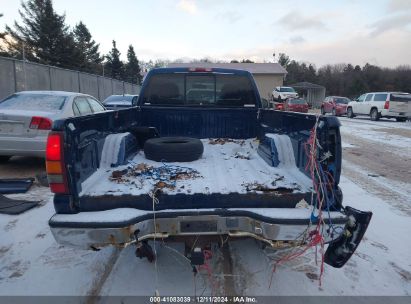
[278,96,282,102]
[321,106,325,115]
[0,156,11,163]
[370,108,380,121]
[347,107,354,118]
[396,117,407,122]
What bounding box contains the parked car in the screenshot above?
[347,92,410,121]
[272,86,298,102]
[103,94,139,110]
[273,102,285,110]
[0,91,106,161]
[321,96,350,116]
[284,98,309,113]
[47,67,371,271]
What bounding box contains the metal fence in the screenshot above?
[0,56,140,101]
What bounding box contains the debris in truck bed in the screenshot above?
[271,176,285,186]
[110,169,128,180]
[80,139,312,197]
[234,151,251,160]
[134,163,153,173]
[108,163,202,191]
[208,138,245,146]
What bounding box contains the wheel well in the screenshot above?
[370,107,379,114]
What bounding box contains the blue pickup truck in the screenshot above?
[46,67,371,268]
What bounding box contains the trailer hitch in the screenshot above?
[325,206,372,268]
[135,240,156,262]
[134,230,155,262]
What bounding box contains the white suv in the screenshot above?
[347,92,410,122]
[272,86,298,102]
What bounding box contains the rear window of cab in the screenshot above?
[141,73,257,107]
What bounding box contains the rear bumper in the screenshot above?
[49,207,349,250]
[381,109,409,118]
[0,135,46,157]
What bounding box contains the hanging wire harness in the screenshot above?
[269,115,344,287]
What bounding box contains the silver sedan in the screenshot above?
[0,91,106,161]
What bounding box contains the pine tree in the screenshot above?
[4,0,81,68]
[278,53,290,68]
[73,21,102,73]
[0,13,7,56]
[124,45,142,84]
[104,40,124,80]
[0,13,5,39]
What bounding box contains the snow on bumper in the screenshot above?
[49,208,347,250]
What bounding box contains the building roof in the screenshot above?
[288,82,325,89]
[167,62,287,75]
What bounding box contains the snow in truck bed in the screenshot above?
[80,138,313,197]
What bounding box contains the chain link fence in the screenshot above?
[0,56,140,101]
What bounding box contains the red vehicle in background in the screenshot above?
[284,98,309,113]
[273,102,285,110]
[321,96,350,116]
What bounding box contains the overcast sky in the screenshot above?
[1,0,411,67]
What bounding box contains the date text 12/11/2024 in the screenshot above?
[149,296,257,303]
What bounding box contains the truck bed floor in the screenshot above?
[79,139,312,199]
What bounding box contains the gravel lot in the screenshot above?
[1,116,410,299]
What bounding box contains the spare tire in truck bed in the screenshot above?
[144,137,204,162]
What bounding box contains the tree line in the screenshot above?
[1,1,410,95]
[137,54,411,98]
[278,53,411,98]
[0,0,142,85]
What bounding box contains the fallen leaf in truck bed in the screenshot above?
[111,170,128,179]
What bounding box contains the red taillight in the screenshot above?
[30,116,52,130]
[188,67,212,72]
[384,101,389,109]
[46,132,69,194]
[46,133,62,161]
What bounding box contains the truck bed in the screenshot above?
[79,138,312,203]
[47,68,372,269]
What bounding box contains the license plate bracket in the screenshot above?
[180,220,218,233]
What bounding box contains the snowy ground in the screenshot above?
[0,116,410,298]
